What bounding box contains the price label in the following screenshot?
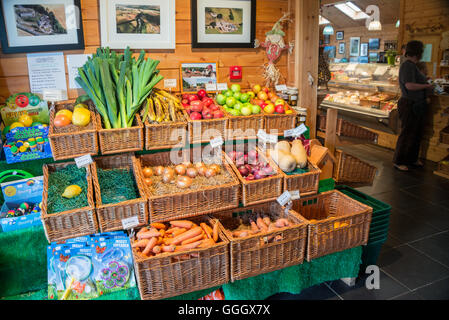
[43,89,67,102]
[277,191,292,206]
[121,216,140,230]
[206,83,217,91]
[75,154,93,168]
[164,79,177,88]
[284,124,308,138]
[290,190,301,201]
[257,130,278,144]
[299,116,306,122]
[210,136,224,149]
[275,84,288,92]
[217,83,228,91]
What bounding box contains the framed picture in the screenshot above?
[358,56,368,64]
[378,51,387,63]
[369,38,380,50]
[350,37,360,57]
[323,34,330,44]
[338,42,345,55]
[384,40,397,51]
[324,46,336,59]
[360,43,368,57]
[99,0,175,49]
[0,0,84,54]
[369,52,379,63]
[336,31,344,40]
[191,0,256,48]
[180,62,218,94]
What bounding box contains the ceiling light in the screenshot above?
[368,20,382,31]
[323,25,335,35]
[335,2,369,20]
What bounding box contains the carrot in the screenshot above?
[174,240,203,252]
[275,218,289,228]
[172,228,187,237]
[137,229,161,239]
[200,223,212,239]
[142,237,158,256]
[171,227,202,245]
[181,234,204,245]
[250,220,259,233]
[268,223,278,232]
[212,222,219,242]
[159,229,165,237]
[274,235,283,242]
[199,238,215,248]
[233,230,249,238]
[256,216,268,232]
[136,227,149,238]
[156,237,163,245]
[204,224,213,235]
[161,245,176,253]
[170,220,194,229]
[132,239,150,248]
[150,222,166,230]
[262,216,271,226]
[165,227,179,234]
[152,245,161,254]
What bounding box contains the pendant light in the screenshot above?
[368,20,382,31]
[323,25,335,35]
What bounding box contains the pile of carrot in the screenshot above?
[132,219,220,259]
[230,214,291,243]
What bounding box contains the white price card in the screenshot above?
[217,83,228,91]
[275,84,288,91]
[210,136,224,149]
[75,154,93,168]
[257,130,278,144]
[121,216,140,230]
[164,79,177,88]
[290,190,301,201]
[277,191,292,206]
[284,124,308,138]
[43,89,67,102]
[206,83,217,91]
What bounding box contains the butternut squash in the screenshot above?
[274,141,291,153]
[291,140,308,169]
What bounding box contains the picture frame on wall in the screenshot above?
[338,42,345,55]
[350,37,360,57]
[180,62,218,94]
[369,52,379,63]
[336,31,344,40]
[191,0,256,48]
[360,43,368,57]
[323,34,330,45]
[0,0,85,54]
[99,0,176,49]
[324,46,336,59]
[384,40,398,51]
[369,38,380,50]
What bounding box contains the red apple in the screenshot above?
[202,108,212,119]
[187,94,199,103]
[190,112,202,120]
[275,105,285,114]
[260,102,268,110]
[209,104,219,112]
[197,89,207,99]
[202,97,214,108]
[182,99,190,107]
[182,94,190,100]
[190,100,204,113]
[262,87,270,94]
[212,110,224,119]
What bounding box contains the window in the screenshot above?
[334,1,369,20]
[319,15,331,25]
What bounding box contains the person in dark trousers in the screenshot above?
[393,41,434,171]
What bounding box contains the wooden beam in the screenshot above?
[325,108,338,155]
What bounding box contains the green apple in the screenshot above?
[233,92,242,101]
[274,99,285,106]
[226,97,237,108]
[240,106,252,116]
[251,104,262,114]
[234,102,243,111]
[242,102,252,109]
[224,107,233,114]
[240,93,250,103]
[231,84,241,93]
[224,90,234,98]
[216,94,226,105]
[230,109,241,116]
[247,91,255,99]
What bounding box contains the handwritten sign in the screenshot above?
[75,154,93,168]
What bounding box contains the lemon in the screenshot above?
[19,114,33,127]
[74,103,88,110]
[62,185,82,198]
[72,107,91,127]
[55,109,73,122]
[10,122,25,130]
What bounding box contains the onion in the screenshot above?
[154,166,164,176]
[175,164,187,176]
[142,167,153,178]
[144,178,152,186]
[176,176,192,189]
[182,161,193,168]
[163,167,175,176]
[162,171,174,183]
[238,166,249,177]
[197,165,207,176]
[195,162,204,169]
[209,164,221,174]
[204,168,216,178]
[186,167,198,178]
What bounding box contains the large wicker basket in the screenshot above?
[292,190,373,261]
[91,153,148,233]
[224,145,284,206]
[333,149,378,186]
[318,114,378,144]
[41,162,97,243]
[264,110,297,137]
[211,201,308,282]
[144,116,188,151]
[182,109,227,144]
[137,147,240,223]
[97,113,144,155]
[133,216,229,300]
[48,103,98,161]
[220,106,264,140]
[266,142,321,197]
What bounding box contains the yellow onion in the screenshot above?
[142,167,153,178]
[176,176,192,189]
[197,165,207,177]
[154,166,164,176]
[204,168,216,178]
[162,172,174,184]
[186,167,198,178]
[175,164,187,176]
[209,164,221,174]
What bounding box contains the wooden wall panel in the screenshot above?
[0,0,293,103]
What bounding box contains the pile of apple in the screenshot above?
[181,89,225,120]
[227,150,276,181]
[250,85,294,115]
[215,84,262,117]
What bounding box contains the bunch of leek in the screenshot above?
[75,47,164,129]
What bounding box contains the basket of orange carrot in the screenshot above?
[131,217,229,300]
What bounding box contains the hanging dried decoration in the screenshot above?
[318,47,331,90]
[255,12,294,88]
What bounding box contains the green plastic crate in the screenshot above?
[361,236,387,270]
[319,178,335,193]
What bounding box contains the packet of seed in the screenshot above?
[47,244,73,300]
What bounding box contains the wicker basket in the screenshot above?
[292,190,373,261]
[48,103,98,161]
[318,114,378,144]
[97,113,144,155]
[333,149,378,186]
[91,153,148,233]
[211,201,308,282]
[41,162,97,243]
[440,126,449,145]
[224,145,284,206]
[137,147,240,223]
[144,116,188,151]
[264,110,297,137]
[266,146,321,197]
[220,106,264,140]
[133,216,229,300]
[182,109,227,144]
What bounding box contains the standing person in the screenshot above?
[393,41,434,171]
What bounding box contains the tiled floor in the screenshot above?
[269,144,449,300]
